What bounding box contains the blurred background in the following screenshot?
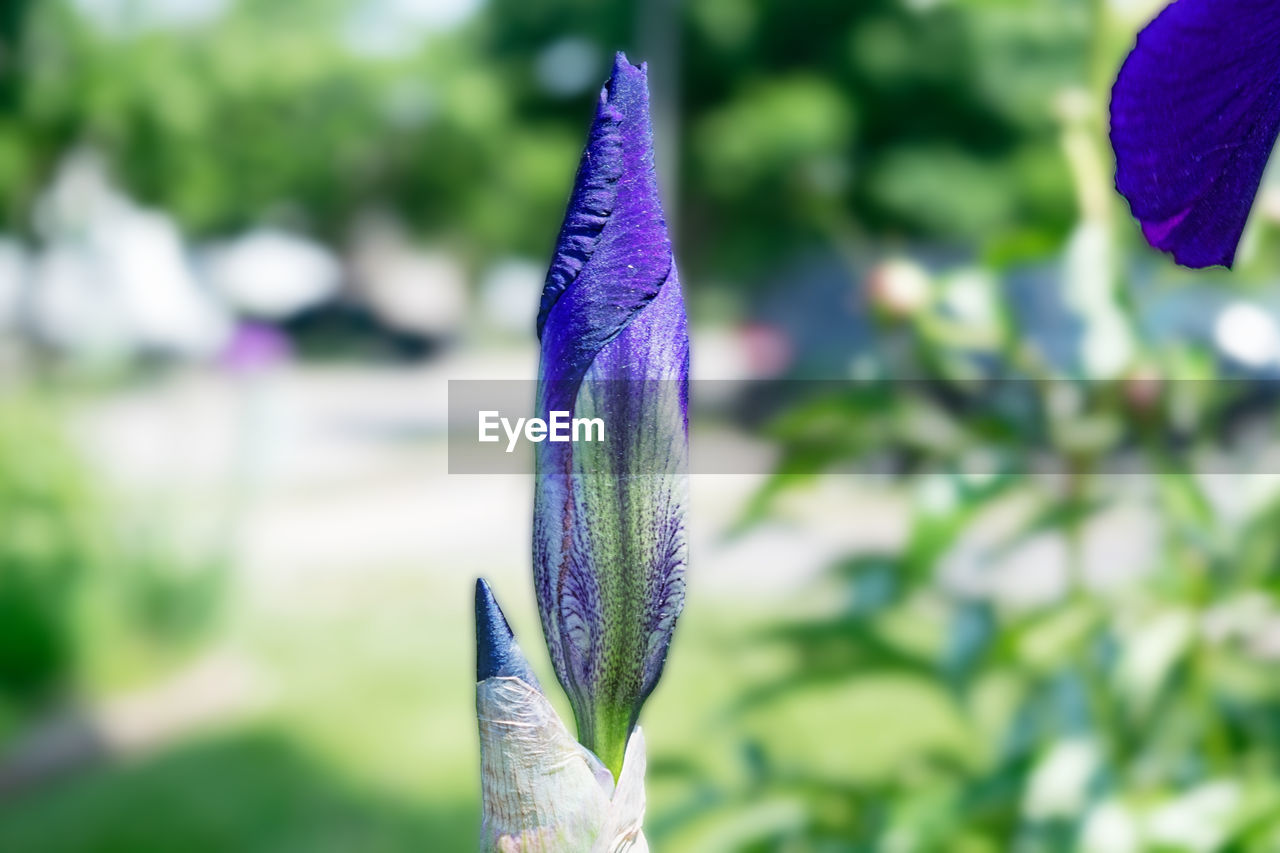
[5,0,1280,850]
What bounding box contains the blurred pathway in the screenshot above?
[74,348,910,607]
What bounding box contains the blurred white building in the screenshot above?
[349,215,467,340]
[203,229,342,321]
[30,150,231,360]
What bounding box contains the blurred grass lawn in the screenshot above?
[0,542,969,851]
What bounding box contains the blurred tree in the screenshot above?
[0,0,1088,289]
[0,0,33,110]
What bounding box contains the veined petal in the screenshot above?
[1110,0,1280,268]
[534,54,689,777]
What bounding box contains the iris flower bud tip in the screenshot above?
[474,578,540,687]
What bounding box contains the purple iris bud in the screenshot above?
[533,53,689,776]
[1110,0,1280,268]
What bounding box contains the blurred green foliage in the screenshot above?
[0,397,100,702]
[0,395,225,718]
[0,0,1087,281]
[648,263,1280,848]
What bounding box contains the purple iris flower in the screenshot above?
[533,53,689,776]
[1110,0,1280,268]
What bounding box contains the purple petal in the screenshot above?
[533,54,689,775]
[1110,0,1280,268]
[538,53,675,404]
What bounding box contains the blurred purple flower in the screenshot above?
[534,53,689,775]
[1110,0,1280,268]
[219,321,290,373]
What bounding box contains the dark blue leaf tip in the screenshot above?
[474,578,541,687]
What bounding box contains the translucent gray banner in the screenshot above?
[447,378,1280,475]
